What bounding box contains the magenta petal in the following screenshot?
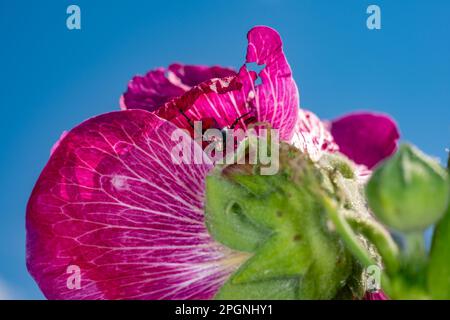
[155,75,243,127]
[121,64,236,112]
[154,26,299,141]
[331,112,400,169]
[168,63,236,87]
[26,110,245,300]
[245,26,299,140]
[121,68,186,111]
[291,109,338,161]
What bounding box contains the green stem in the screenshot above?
[322,196,375,268]
[346,213,400,274]
[322,196,396,297]
[403,231,427,266]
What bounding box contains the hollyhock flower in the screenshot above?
[121,31,398,169]
[121,27,299,142]
[26,26,399,300]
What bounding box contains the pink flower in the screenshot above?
[331,113,400,169]
[122,26,300,142]
[26,26,399,300]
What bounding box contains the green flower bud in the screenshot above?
[366,144,449,232]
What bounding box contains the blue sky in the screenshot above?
[0,0,449,299]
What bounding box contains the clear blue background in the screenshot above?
[0,0,449,299]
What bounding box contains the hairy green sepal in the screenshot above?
[205,142,383,299]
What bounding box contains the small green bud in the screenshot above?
[366,144,449,232]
